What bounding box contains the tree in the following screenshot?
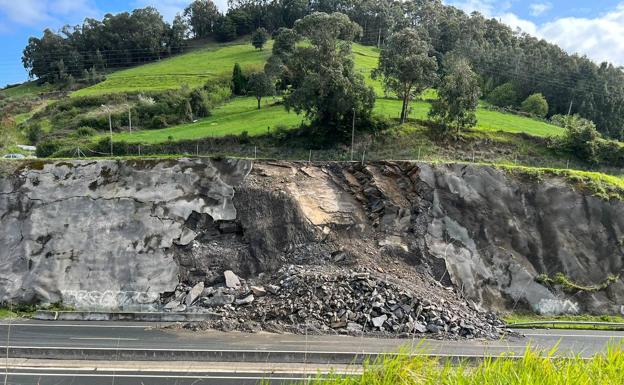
[279,12,375,136]
[231,63,248,95]
[183,99,193,122]
[26,123,43,144]
[214,16,238,42]
[562,114,601,163]
[372,28,438,124]
[429,58,481,136]
[169,14,189,54]
[521,93,549,118]
[184,0,221,38]
[190,89,211,117]
[488,82,518,108]
[247,72,275,109]
[251,27,269,50]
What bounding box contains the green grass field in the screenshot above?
[112,96,564,144]
[113,97,305,143]
[73,41,273,97]
[375,98,565,137]
[0,81,53,99]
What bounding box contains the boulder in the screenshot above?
[204,294,235,307]
[224,270,241,289]
[186,282,205,306]
[250,286,267,297]
[235,294,254,305]
[372,314,388,328]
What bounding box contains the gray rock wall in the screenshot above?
[1,159,622,315]
[0,159,251,309]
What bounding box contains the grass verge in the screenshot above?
[504,314,624,330]
[277,344,624,385]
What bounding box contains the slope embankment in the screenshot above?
[1,159,623,334]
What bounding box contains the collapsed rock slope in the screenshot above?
[1,159,623,334]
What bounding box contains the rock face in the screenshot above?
[1,159,623,319]
[0,158,251,309]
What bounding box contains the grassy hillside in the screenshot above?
[0,81,53,99]
[375,99,564,138]
[113,97,304,143]
[73,41,273,97]
[112,97,563,144]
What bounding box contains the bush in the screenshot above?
[487,82,519,108]
[75,126,97,137]
[26,123,43,144]
[190,89,211,118]
[521,93,549,118]
[560,114,601,163]
[251,27,269,50]
[231,63,248,96]
[36,140,61,158]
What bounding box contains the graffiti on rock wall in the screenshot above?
[62,290,159,310]
[534,298,580,315]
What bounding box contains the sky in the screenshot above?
[0,0,623,87]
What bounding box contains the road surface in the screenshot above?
[0,320,621,384]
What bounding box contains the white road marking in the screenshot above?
[1,372,327,380]
[69,337,139,341]
[0,323,151,329]
[523,333,624,339]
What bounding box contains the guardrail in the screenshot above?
[507,321,624,329]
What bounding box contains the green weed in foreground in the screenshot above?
[283,344,624,385]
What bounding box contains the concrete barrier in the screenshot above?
[0,345,500,365]
[33,311,218,322]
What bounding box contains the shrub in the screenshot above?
[487,82,519,107]
[521,93,549,118]
[26,123,43,144]
[190,89,211,118]
[36,140,61,158]
[75,126,97,137]
[251,27,269,50]
[231,63,248,96]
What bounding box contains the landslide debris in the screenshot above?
[163,266,509,339]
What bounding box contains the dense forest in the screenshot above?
[20,0,624,139]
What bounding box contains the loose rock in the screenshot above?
[224,270,241,289]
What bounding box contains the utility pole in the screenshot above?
[101,105,113,156]
[377,27,382,48]
[350,108,356,162]
[128,105,132,132]
[567,99,574,116]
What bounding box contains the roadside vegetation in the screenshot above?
[505,314,624,331]
[274,345,624,385]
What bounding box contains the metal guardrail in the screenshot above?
[507,321,624,329]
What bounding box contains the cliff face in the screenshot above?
[1,159,623,315]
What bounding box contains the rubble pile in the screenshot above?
[162,265,509,339]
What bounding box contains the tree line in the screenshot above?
[22,0,624,138]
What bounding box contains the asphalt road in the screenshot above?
[0,320,622,384]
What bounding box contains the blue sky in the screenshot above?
[1,0,623,87]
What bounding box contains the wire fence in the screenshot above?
[63,140,606,175]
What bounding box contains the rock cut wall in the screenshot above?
[1,159,623,315]
[0,159,251,309]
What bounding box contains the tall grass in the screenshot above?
[286,344,624,385]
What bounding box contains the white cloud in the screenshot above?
[539,4,624,65]
[133,0,229,21]
[445,1,624,66]
[0,0,97,28]
[529,2,552,16]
